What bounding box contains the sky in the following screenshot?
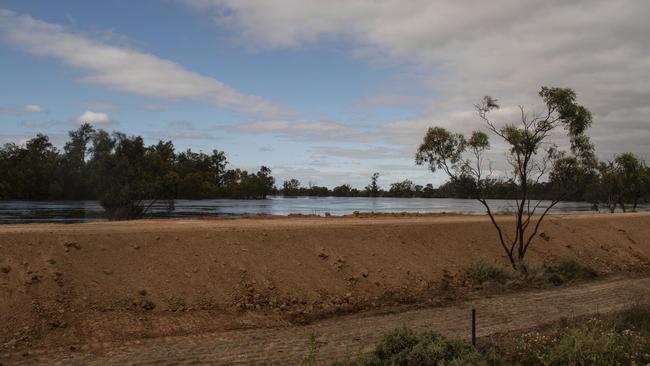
[1,1,649,189]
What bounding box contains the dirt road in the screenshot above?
[3,275,648,365]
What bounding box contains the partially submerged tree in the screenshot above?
[365,172,380,197]
[416,87,594,270]
[282,178,301,196]
[613,152,648,211]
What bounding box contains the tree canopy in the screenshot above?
[0,124,275,219]
[416,87,598,269]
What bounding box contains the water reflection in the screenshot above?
[0,197,646,224]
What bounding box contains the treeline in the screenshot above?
[278,157,650,213]
[1,125,649,217]
[0,124,274,218]
[278,177,572,199]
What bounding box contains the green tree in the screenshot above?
[282,178,301,196]
[60,123,96,199]
[332,184,355,197]
[365,172,380,197]
[388,179,415,197]
[255,166,275,199]
[613,152,648,211]
[416,87,594,270]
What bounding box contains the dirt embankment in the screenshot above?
[1,213,649,351]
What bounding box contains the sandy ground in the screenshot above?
[3,275,648,365]
[1,212,650,360]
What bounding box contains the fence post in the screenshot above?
[471,308,476,346]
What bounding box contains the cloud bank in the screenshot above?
[0,104,47,115]
[184,0,650,159]
[0,9,289,118]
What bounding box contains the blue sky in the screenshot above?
[2,1,649,188]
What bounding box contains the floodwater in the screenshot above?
[1,196,642,224]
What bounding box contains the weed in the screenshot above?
[334,327,484,366]
[302,332,322,366]
[465,259,515,285]
[543,259,598,285]
[465,258,597,287]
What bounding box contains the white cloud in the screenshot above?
[74,111,111,125]
[0,104,47,115]
[0,9,290,118]
[183,0,650,161]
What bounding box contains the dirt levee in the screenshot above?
[1,212,649,350]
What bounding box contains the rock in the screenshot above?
[49,320,68,329]
[139,289,148,296]
[26,275,41,285]
[318,251,329,260]
[46,259,56,265]
[140,299,156,311]
[1,266,11,274]
[360,268,369,278]
[63,242,81,251]
[103,269,113,275]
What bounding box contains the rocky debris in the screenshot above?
[131,244,140,250]
[334,257,345,270]
[52,272,64,287]
[539,232,551,242]
[318,249,329,260]
[139,289,148,296]
[1,265,11,274]
[359,268,369,278]
[103,269,113,275]
[46,259,56,265]
[48,319,68,329]
[63,242,81,252]
[25,275,42,285]
[132,298,156,311]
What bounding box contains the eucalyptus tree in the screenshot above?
[365,172,380,197]
[416,87,594,270]
[613,152,648,211]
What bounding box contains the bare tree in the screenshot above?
[416,87,594,270]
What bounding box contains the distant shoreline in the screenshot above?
[2,196,637,224]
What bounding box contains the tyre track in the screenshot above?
[3,276,649,366]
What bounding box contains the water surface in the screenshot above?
[1,197,642,224]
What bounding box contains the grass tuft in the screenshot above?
[465,259,516,285]
[332,327,483,366]
[465,258,597,287]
